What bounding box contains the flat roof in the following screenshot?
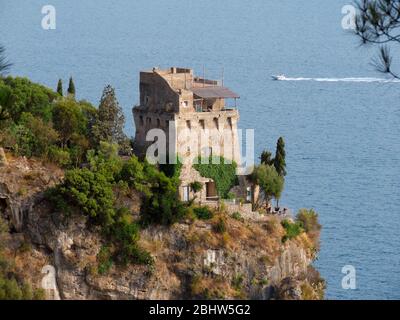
[192,86,240,99]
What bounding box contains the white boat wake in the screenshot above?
[273,76,400,83]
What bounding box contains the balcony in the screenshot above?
[194,105,237,113]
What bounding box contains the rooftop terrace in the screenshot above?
[148,67,240,99]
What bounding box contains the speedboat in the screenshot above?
[271,74,286,81]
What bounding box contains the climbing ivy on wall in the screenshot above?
[193,156,238,198]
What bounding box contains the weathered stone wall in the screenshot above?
[175,109,241,164]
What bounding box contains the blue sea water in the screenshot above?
[1,0,399,300]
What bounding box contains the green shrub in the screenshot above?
[159,156,182,179]
[141,188,187,226]
[97,246,113,275]
[140,163,188,226]
[60,168,116,227]
[48,146,71,167]
[296,209,321,234]
[231,273,244,291]
[0,250,44,300]
[213,217,227,234]
[54,152,154,268]
[190,181,203,193]
[19,112,59,158]
[226,192,236,200]
[0,76,57,122]
[11,124,36,157]
[193,156,238,198]
[193,206,213,220]
[232,211,243,221]
[45,188,72,217]
[281,219,304,242]
[119,156,152,196]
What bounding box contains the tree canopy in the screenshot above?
[93,85,130,154]
[260,150,273,165]
[250,164,284,209]
[0,76,97,167]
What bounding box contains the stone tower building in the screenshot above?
[133,67,241,203]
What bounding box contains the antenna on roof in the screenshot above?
[222,67,224,87]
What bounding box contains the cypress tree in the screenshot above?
[274,137,287,177]
[57,79,63,96]
[67,77,76,97]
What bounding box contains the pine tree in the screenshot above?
[67,77,75,97]
[57,79,63,96]
[93,85,128,151]
[274,137,286,177]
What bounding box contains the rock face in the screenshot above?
[0,156,63,231]
[0,157,325,300]
[0,148,7,166]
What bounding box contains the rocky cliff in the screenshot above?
[0,152,325,300]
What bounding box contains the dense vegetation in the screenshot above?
[281,219,304,243]
[193,156,238,198]
[0,77,90,166]
[281,209,322,244]
[192,206,213,220]
[0,76,130,168]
